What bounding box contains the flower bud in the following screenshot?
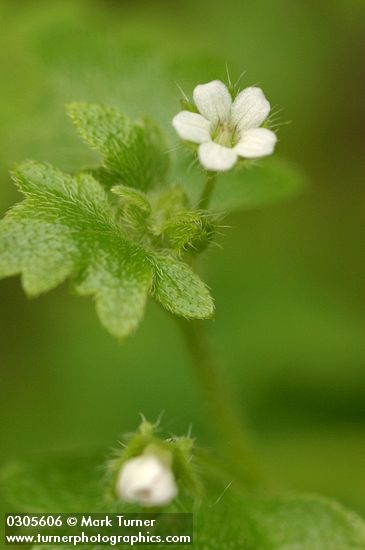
[116,454,178,507]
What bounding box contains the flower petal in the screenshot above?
[198,141,237,172]
[234,128,277,159]
[231,87,271,132]
[193,80,232,123]
[172,111,211,144]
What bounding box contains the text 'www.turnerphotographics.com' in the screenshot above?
[5,513,193,546]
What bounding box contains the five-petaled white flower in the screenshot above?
[172,80,277,172]
[116,454,178,507]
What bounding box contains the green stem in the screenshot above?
[199,172,217,210]
[176,318,263,488]
[175,170,262,486]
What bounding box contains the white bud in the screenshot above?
[116,454,178,507]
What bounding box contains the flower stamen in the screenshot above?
[211,121,239,148]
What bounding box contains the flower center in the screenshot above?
[211,121,239,148]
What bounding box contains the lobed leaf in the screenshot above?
[0,162,214,339]
[67,103,169,191]
[0,161,152,339]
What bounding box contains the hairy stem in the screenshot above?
[176,318,263,487]
[199,172,217,210]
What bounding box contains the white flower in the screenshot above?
[172,80,277,172]
[116,454,178,507]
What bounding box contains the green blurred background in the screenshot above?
[0,0,364,516]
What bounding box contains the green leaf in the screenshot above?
[239,494,365,549]
[67,102,169,191]
[0,454,104,513]
[194,492,365,550]
[0,161,153,339]
[0,161,214,338]
[212,156,306,212]
[175,155,305,213]
[152,255,214,320]
[2,452,365,550]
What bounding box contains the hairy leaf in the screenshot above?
[0,161,152,339]
[152,255,214,320]
[0,162,214,338]
[67,102,169,191]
